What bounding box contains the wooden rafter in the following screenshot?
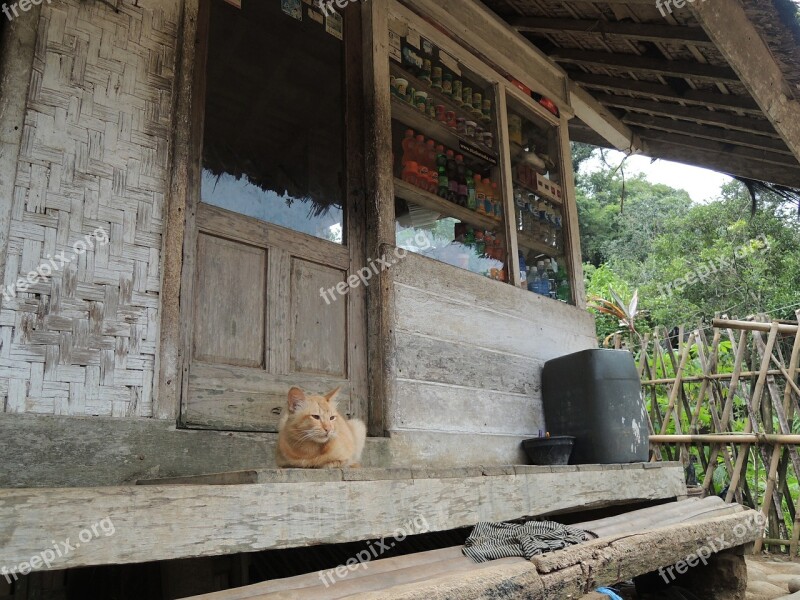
[642,130,799,168]
[621,113,793,155]
[511,17,713,46]
[689,0,800,165]
[640,134,800,187]
[551,49,740,83]
[593,93,779,137]
[569,72,761,113]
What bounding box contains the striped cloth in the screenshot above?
[462,520,594,563]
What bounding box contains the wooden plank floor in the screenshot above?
[184,496,750,600]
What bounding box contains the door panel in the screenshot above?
[182,0,367,433]
[290,259,348,377]
[193,233,266,368]
[183,205,360,432]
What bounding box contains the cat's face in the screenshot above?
[285,386,341,444]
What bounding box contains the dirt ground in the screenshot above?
[746,555,800,600]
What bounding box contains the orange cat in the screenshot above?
[276,386,366,468]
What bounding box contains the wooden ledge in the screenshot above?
[136,462,677,485]
[0,464,685,574]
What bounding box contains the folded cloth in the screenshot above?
[462,520,594,563]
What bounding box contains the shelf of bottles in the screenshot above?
[390,24,508,283]
[506,95,571,302]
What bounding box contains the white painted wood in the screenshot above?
[0,465,685,574]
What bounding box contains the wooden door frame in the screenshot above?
[157,0,371,428]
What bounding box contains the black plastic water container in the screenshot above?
[541,349,649,464]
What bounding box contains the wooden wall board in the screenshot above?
[387,251,596,447]
[0,464,685,573]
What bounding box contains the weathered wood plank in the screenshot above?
[0,413,391,488]
[255,511,755,600]
[0,465,685,573]
[193,234,267,368]
[394,331,542,395]
[689,0,800,165]
[185,365,352,432]
[394,284,595,361]
[393,251,596,339]
[391,379,544,436]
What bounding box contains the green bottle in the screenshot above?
[466,170,477,210]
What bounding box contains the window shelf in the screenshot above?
[393,177,501,232]
[391,98,498,170]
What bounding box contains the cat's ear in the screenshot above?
[324,387,342,403]
[287,387,306,413]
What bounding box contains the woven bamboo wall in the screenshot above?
[0,0,180,417]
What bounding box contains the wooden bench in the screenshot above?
[179,495,760,600]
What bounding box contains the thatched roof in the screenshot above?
[483,0,800,189]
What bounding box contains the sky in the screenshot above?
[579,150,734,204]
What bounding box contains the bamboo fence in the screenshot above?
[624,312,800,555]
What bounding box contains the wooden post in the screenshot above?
[363,0,396,436]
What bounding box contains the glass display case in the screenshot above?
[389,20,509,283]
[387,10,576,303]
[506,95,571,302]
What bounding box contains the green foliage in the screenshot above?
[575,152,800,332]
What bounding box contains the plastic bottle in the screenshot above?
[526,266,537,293]
[446,150,458,203]
[492,182,502,221]
[536,260,549,296]
[413,134,427,164]
[436,146,448,198]
[474,174,486,214]
[466,170,476,210]
[480,178,491,217]
[518,251,528,290]
[401,129,416,167]
[424,140,438,192]
[455,155,468,206]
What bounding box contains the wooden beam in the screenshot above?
[570,83,642,153]
[640,130,799,167]
[404,0,569,109]
[569,72,761,113]
[511,17,712,45]
[0,464,685,572]
[689,0,800,164]
[593,93,778,137]
[551,49,740,83]
[0,4,40,305]
[639,134,800,188]
[621,113,793,155]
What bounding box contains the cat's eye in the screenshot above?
[330,416,336,421]
[311,415,321,420]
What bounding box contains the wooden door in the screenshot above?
[181,0,367,432]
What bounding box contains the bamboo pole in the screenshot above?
[726,323,780,503]
[785,309,800,558]
[712,319,798,334]
[642,369,784,386]
[651,434,800,444]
